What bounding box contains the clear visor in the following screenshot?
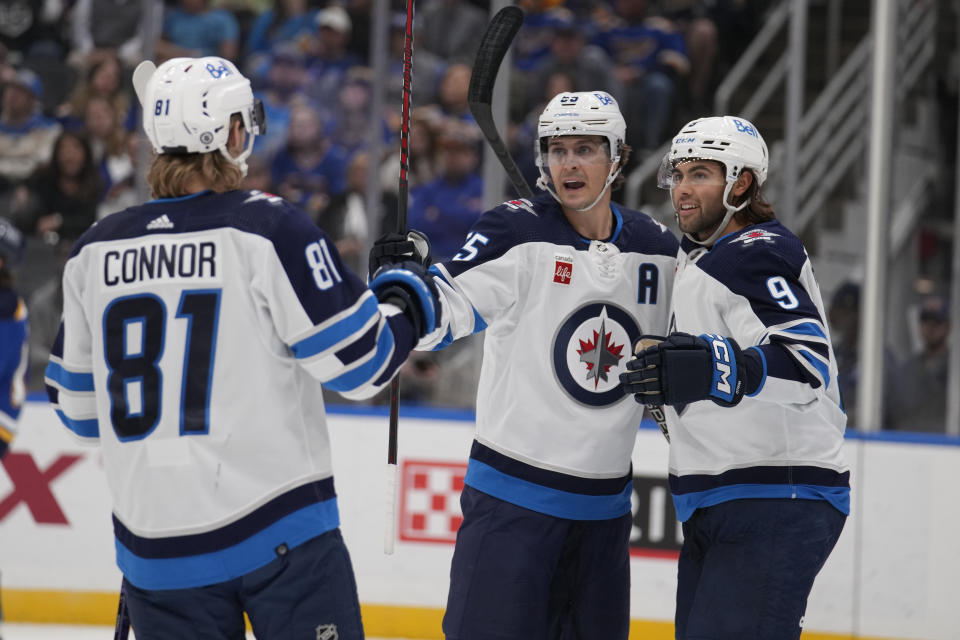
[657,154,728,189]
[250,99,266,136]
[537,136,612,169]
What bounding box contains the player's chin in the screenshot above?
[559,187,590,209]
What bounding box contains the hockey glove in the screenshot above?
[368,230,431,279]
[369,260,442,339]
[619,332,747,407]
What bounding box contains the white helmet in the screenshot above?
[535,91,626,211]
[133,57,265,175]
[658,115,769,246]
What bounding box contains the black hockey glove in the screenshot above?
[368,230,431,280]
[369,260,442,339]
[619,332,747,407]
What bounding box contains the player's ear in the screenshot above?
[732,170,753,197]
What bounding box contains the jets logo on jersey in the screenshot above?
[731,229,780,245]
[503,198,536,216]
[552,303,640,406]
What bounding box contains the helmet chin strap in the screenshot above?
[538,159,622,214]
[679,180,750,247]
[218,132,256,178]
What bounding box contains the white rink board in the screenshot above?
[2,400,959,639]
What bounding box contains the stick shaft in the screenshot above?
[385,0,415,555]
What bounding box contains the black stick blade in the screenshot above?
[468,6,524,107]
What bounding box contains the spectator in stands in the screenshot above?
[70,0,164,69]
[252,45,309,158]
[592,0,689,152]
[0,69,61,192]
[83,96,134,208]
[828,281,898,429]
[244,0,317,61]
[380,105,443,202]
[156,0,240,61]
[387,10,446,109]
[416,0,487,63]
[323,150,397,274]
[270,102,349,221]
[61,54,132,133]
[330,69,389,157]
[407,118,483,262]
[659,0,764,113]
[436,62,474,122]
[524,9,624,120]
[12,130,103,246]
[0,0,66,61]
[510,0,564,75]
[891,295,952,433]
[304,5,361,101]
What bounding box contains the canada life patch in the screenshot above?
[554,259,573,284]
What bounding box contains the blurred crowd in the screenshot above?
[0,0,951,432]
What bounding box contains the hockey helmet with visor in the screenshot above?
[536,91,626,211]
[133,57,266,176]
[659,116,768,246]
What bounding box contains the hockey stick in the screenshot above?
[634,337,670,442]
[468,6,533,200]
[384,0,416,556]
[113,581,130,640]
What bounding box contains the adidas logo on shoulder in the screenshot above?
[146,214,174,230]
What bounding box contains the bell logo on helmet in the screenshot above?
[205,62,233,79]
[593,92,613,106]
[732,118,758,137]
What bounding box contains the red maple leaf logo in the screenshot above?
[577,330,625,387]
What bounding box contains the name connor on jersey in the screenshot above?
[103,239,219,287]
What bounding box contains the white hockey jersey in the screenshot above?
[45,190,420,590]
[666,222,850,521]
[421,192,678,520]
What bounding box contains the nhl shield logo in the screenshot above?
[552,302,641,406]
[315,624,338,640]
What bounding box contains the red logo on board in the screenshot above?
[554,261,573,284]
[398,459,467,544]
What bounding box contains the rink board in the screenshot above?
[1,400,957,639]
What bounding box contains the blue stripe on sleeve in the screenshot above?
[780,321,827,339]
[464,460,632,520]
[54,409,100,438]
[45,361,95,392]
[290,295,379,359]
[797,349,831,387]
[324,325,395,392]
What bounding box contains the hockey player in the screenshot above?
[620,116,849,640]
[371,91,678,639]
[44,56,441,640]
[0,216,27,459]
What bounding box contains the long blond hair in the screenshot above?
[146,115,244,198]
